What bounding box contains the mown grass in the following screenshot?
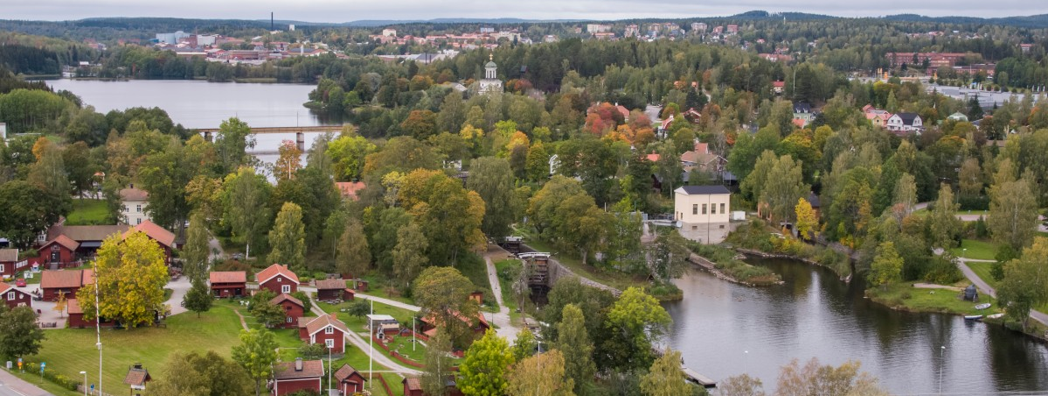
[494,259,525,324]
[866,282,1002,316]
[65,199,109,225]
[965,261,1000,290]
[950,239,999,261]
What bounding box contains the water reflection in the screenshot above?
[664,258,1048,394]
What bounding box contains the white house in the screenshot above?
[674,185,732,244]
[886,113,924,134]
[119,186,150,225]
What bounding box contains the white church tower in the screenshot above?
[479,53,503,95]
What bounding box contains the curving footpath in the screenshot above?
[483,246,520,343]
[956,258,1048,326]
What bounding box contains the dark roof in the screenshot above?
[273,360,324,380]
[805,192,821,208]
[676,185,731,195]
[793,102,812,113]
[896,112,921,125]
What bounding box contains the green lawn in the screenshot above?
[966,261,1000,290]
[65,199,109,225]
[867,282,1002,316]
[30,304,244,393]
[358,274,415,305]
[316,300,418,333]
[495,259,525,324]
[457,254,497,309]
[950,239,999,260]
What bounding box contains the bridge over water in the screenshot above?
[198,125,344,152]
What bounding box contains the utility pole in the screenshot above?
[368,299,373,391]
[94,272,102,396]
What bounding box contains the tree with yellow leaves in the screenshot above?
[795,198,818,240]
[76,231,168,329]
[507,350,575,396]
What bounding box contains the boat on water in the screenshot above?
[964,315,984,321]
[974,303,991,310]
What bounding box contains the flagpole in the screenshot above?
[368,298,373,390]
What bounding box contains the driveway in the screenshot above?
[165,275,192,315]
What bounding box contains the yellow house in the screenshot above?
[674,185,731,244]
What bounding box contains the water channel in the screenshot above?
[665,258,1048,394]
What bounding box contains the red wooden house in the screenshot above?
[36,236,78,269]
[421,311,490,339]
[314,279,347,302]
[271,358,323,396]
[40,269,93,301]
[256,264,299,295]
[403,377,424,396]
[67,299,115,328]
[123,221,177,264]
[0,249,19,278]
[44,224,128,261]
[209,271,247,298]
[334,364,367,395]
[298,314,350,353]
[269,293,305,329]
[0,282,31,309]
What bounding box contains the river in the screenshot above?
[45,79,337,129]
[664,258,1048,394]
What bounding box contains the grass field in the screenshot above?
[30,304,244,393]
[867,282,1002,316]
[65,199,108,225]
[965,261,1000,290]
[950,239,999,260]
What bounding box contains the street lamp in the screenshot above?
[79,371,86,396]
[939,345,946,394]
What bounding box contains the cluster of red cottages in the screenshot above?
[0,221,490,396]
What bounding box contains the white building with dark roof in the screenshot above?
[674,185,732,244]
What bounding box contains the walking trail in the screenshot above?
[231,308,250,330]
[483,244,520,343]
[955,258,1048,326]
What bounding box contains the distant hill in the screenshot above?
[882,14,1048,28]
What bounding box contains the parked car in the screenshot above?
[15,278,26,287]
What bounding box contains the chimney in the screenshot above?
[294,357,303,371]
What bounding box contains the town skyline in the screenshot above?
[6,0,1048,23]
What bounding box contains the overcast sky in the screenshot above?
[6,0,1048,22]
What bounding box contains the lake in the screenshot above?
[664,258,1048,394]
[46,79,336,129]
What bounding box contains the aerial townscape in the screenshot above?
[2,2,1048,396]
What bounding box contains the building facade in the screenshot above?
[119,187,150,225]
[479,54,503,95]
[674,185,732,244]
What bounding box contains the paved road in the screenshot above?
[165,276,191,315]
[956,258,1048,327]
[483,246,519,343]
[0,369,53,396]
[307,297,421,376]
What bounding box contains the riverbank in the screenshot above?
[865,282,1003,316]
[686,242,782,286]
[726,221,852,280]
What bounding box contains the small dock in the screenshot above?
[682,366,717,388]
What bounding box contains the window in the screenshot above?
[277,277,282,282]
[702,204,707,214]
[720,203,726,213]
[281,285,291,293]
[692,204,697,215]
[136,218,142,225]
[711,204,716,214]
[0,264,4,273]
[6,292,12,300]
[136,204,142,213]
[325,339,334,348]
[286,317,292,323]
[691,226,697,230]
[325,327,334,335]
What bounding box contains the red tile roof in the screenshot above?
[403,377,422,391]
[270,293,304,307]
[334,182,366,200]
[41,270,91,289]
[256,264,299,285]
[125,221,176,248]
[274,360,324,380]
[209,271,247,284]
[334,364,364,383]
[315,279,347,290]
[645,154,660,162]
[67,298,84,315]
[41,235,79,251]
[305,314,350,336]
[123,366,151,386]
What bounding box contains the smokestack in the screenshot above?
[294,358,303,371]
[271,12,274,31]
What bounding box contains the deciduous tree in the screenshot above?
[640,349,690,396]
[600,287,672,370]
[221,167,272,259]
[149,351,254,396]
[413,266,479,348]
[76,231,168,329]
[927,184,962,249]
[0,306,45,359]
[231,329,278,396]
[989,179,1039,254]
[214,117,255,175]
[336,218,371,278]
[869,241,903,289]
[421,329,455,396]
[459,329,515,396]
[268,202,306,272]
[272,140,302,182]
[392,221,428,289]
[555,304,596,394]
[467,157,517,240]
[775,358,888,396]
[794,198,818,240]
[998,238,1048,331]
[183,211,211,283]
[507,350,575,396]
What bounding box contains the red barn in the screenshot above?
[67,299,115,328]
[299,314,350,353]
[0,249,20,278]
[271,358,323,396]
[334,364,367,395]
[40,269,93,301]
[122,221,177,264]
[403,377,424,396]
[209,271,247,298]
[36,236,78,269]
[270,293,305,329]
[0,282,31,309]
[314,279,347,302]
[256,264,299,295]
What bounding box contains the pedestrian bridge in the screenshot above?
[197,125,345,150]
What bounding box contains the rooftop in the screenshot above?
[0,249,17,262]
[256,263,299,285]
[315,279,347,290]
[675,185,731,195]
[209,271,247,284]
[273,360,324,380]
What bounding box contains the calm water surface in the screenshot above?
[46,79,335,129]
[664,258,1048,394]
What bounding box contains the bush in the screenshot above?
[23,362,79,391]
[923,255,963,284]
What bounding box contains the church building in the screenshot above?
[479,53,503,94]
